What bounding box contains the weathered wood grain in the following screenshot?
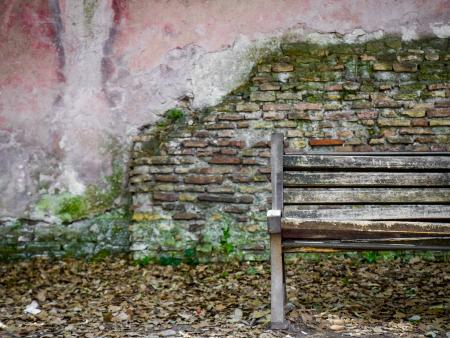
[282,219,450,234]
[282,239,450,252]
[284,204,450,220]
[284,172,450,187]
[284,188,450,204]
[283,155,450,170]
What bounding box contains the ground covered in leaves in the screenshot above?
[0,253,449,337]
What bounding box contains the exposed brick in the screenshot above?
[416,136,436,143]
[387,136,414,144]
[369,138,385,145]
[427,83,448,91]
[324,84,343,91]
[260,83,281,91]
[224,205,249,214]
[153,192,177,202]
[184,175,224,185]
[197,194,253,204]
[357,111,379,120]
[263,112,285,120]
[276,92,303,100]
[183,140,208,148]
[262,103,292,111]
[272,63,294,72]
[324,111,357,121]
[399,128,433,135]
[426,108,450,118]
[430,119,450,126]
[257,64,271,72]
[190,167,234,174]
[288,111,323,120]
[393,62,418,72]
[373,62,392,71]
[193,131,210,138]
[217,140,245,148]
[378,118,411,127]
[309,139,344,146]
[294,102,323,110]
[155,175,179,183]
[208,156,241,164]
[173,212,200,220]
[205,123,236,130]
[401,110,425,118]
[217,113,245,121]
[435,101,450,108]
[237,121,250,128]
[252,141,269,148]
[250,91,276,102]
[219,149,235,155]
[411,118,428,127]
[236,103,260,112]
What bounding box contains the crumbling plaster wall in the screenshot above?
[0,0,449,220]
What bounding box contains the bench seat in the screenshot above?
[267,133,450,329]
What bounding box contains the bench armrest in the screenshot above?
[267,209,282,234]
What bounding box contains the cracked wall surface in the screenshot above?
[0,0,449,259]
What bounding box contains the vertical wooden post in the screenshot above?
[270,133,287,329]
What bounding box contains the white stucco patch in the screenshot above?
[431,23,450,38]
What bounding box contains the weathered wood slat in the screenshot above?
[282,219,450,234]
[283,155,450,170]
[284,204,450,220]
[282,239,450,252]
[284,188,450,204]
[284,172,450,187]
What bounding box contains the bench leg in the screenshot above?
[270,233,287,329]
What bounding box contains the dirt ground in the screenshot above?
[0,253,448,337]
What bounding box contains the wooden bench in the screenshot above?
[267,133,450,329]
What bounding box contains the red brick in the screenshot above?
[184,175,224,185]
[173,212,200,220]
[218,113,245,121]
[309,139,344,146]
[411,118,428,127]
[357,111,379,120]
[217,140,245,148]
[208,156,241,164]
[153,192,177,202]
[183,140,208,148]
[426,108,450,118]
[324,111,357,121]
[155,175,179,183]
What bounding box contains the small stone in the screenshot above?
[159,329,177,337]
[330,324,345,331]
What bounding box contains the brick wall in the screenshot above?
[130,37,450,262]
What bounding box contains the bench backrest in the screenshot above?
[271,133,450,237]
